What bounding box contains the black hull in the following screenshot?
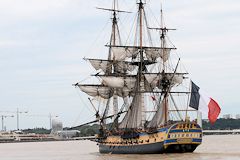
[99,142,198,154]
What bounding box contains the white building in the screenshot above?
[236,114,240,119]
[51,119,63,134]
[222,114,232,119]
[50,119,80,139]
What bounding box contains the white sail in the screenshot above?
[88,59,137,73]
[112,47,138,61]
[144,74,162,89]
[119,93,143,128]
[115,61,136,73]
[169,74,184,84]
[100,76,136,90]
[163,74,184,85]
[78,85,112,99]
[147,99,167,128]
[145,48,170,62]
[89,59,109,72]
[144,73,184,89]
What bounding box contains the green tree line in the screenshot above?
[22,119,240,136]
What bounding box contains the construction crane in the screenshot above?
[0,115,14,131]
[0,108,28,130]
[0,109,58,130]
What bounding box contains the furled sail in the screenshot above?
[78,84,134,98]
[147,99,167,128]
[167,74,184,84]
[145,48,171,62]
[112,47,139,61]
[144,73,184,89]
[119,92,143,128]
[88,59,137,73]
[144,73,160,88]
[99,76,136,90]
[89,59,109,72]
[115,61,136,73]
[78,85,113,99]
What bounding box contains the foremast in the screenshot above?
[111,0,121,130]
[118,0,147,129]
[77,0,130,132]
[97,0,124,130]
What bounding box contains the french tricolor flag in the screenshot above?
[189,81,221,124]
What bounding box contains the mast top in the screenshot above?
[137,0,146,4]
[96,7,131,13]
[148,27,176,31]
[149,5,176,31]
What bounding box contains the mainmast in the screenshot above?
[112,0,117,46]
[111,0,120,130]
[160,8,168,124]
[138,0,146,128]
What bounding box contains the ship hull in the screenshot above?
[99,141,164,154]
[98,122,202,154]
[99,142,198,154]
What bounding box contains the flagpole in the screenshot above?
[185,80,192,121]
[197,112,202,127]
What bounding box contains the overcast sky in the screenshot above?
[0,0,239,130]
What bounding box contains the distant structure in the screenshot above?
[236,114,240,119]
[56,130,80,139]
[222,114,232,119]
[50,119,80,139]
[51,119,63,134]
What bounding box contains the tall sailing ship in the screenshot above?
[73,0,203,154]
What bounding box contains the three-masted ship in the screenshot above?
[73,0,202,154]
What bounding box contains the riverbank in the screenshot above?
[0,135,240,160]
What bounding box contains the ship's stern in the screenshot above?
[164,122,202,153]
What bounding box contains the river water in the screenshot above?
[0,135,240,160]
